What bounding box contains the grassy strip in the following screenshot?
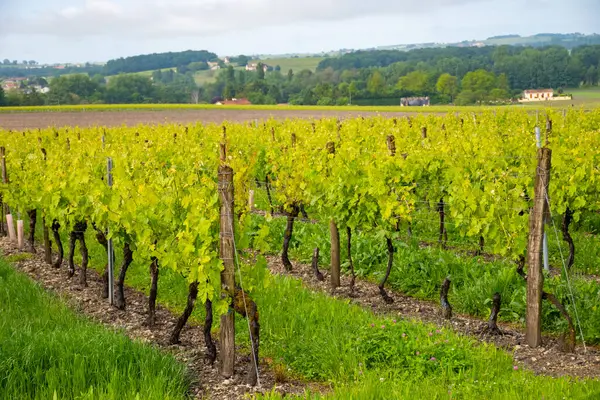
[0,103,597,114]
[252,213,600,344]
[248,271,600,400]
[0,257,190,400]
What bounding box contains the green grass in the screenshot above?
[0,258,190,400]
[570,87,600,101]
[193,69,220,85]
[250,271,600,400]
[250,204,600,344]
[33,220,600,400]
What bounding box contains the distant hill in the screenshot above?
[103,50,219,75]
[375,33,600,52]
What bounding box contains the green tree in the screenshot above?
[585,65,598,86]
[236,55,250,67]
[461,69,497,93]
[226,65,236,83]
[287,69,294,82]
[104,75,155,103]
[0,87,5,106]
[257,63,265,80]
[436,73,458,102]
[455,89,476,105]
[48,74,100,104]
[367,71,385,94]
[396,70,431,94]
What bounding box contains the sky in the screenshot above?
[0,0,597,64]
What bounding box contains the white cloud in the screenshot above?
[4,0,490,38]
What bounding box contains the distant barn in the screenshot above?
[400,97,430,106]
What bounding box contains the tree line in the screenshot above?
[1,44,598,107]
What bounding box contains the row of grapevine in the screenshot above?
[1,109,599,363]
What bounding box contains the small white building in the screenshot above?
[523,89,554,101]
[519,89,572,103]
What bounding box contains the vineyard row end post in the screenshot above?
[218,142,236,378]
[107,157,115,306]
[526,146,552,348]
[535,126,550,273]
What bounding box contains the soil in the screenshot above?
[264,255,600,380]
[0,237,317,400]
[0,109,428,130]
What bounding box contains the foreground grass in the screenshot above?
[0,258,190,400]
[32,217,599,399]
[250,272,600,400]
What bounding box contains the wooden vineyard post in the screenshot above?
[0,146,5,237]
[17,219,24,249]
[248,190,255,211]
[41,148,52,264]
[526,147,552,347]
[107,158,115,305]
[327,141,341,289]
[218,142,236,378]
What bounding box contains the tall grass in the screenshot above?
[0,259,190,400]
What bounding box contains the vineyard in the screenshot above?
[1,109,600,399]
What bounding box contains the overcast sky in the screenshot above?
[0,0,597,63]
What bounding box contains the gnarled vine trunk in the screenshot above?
[281,205,299,271]
[265,175,274,214]
[378,238,395,304]
[146,257,159,327]
[562,208,575,270]
[42,216,52,265]
[311,247,324,281]
[27,209,37,253]
[347,226,356,294]
[484,292,502,335]
[437,198,447,249]
[69,221,89,286]
[440,277,453,320]
[51,220,63,268]
[115,242,133,310]
[92,226,109,298]
[204,299,217,365]
[169,281,199,344]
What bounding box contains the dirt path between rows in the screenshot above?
[0,237,313,400]
[264,254,600,379]
[0,109,434,130]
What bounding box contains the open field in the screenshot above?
[0,109,440,129]
[1,103,599,130]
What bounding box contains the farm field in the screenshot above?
[0,108,436,130]
[1,102,599,130]
[1,110,600,398]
